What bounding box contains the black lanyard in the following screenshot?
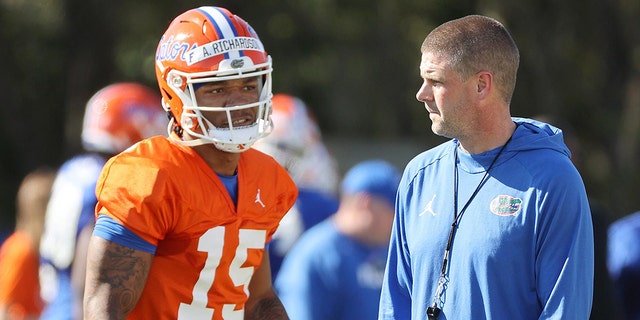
[427,125,517,320]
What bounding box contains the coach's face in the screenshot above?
[416,51,477,140]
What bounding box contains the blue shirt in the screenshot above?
[276,219,387,320]
[269,188,338,279]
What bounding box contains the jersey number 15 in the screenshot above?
[178,227,266,320]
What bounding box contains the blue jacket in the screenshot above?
[379,118,594,319]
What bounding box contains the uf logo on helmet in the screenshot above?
[231,59,244,69]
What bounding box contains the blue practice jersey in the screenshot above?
[39,154,105,320]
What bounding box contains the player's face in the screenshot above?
[194,76,261,129]
[416,52,476,139]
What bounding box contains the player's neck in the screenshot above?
[192,144,240,176]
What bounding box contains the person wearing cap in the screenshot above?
[274,160,401,320]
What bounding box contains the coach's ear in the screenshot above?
[476,71,492,100]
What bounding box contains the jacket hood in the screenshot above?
[509,117,571,158]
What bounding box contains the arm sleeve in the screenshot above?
[535,169,594,319]
[93,215,157,254]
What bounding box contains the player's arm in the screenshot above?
[83,235,153,320]
[244,250,289,320]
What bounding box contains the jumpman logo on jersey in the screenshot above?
[255,188,266,208]
[419,194,437,216]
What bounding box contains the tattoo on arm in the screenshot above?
[85,237,152,319]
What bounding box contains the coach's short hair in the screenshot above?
[421,15,520,104]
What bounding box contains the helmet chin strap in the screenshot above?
[165,117,207,147]
[169,134,208,147]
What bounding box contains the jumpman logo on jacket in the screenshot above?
[419,194,437,216]
[255,188,266,208]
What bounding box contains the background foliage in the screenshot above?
[1,0,639,228]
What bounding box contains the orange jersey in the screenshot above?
[95,137,297,319]
[0,231,44,318]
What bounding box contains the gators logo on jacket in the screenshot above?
[490,195,522,216]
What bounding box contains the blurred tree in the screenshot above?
[0,0,66,231]
[496,0,633,218]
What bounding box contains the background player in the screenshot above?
[275,159,400,320]
[252,93,340,279]
[39,82,166,320]
[0,168,55,320]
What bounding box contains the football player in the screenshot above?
[39,82,167,320]
[83,6,297,320]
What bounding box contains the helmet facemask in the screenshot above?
[164,57,273,153]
